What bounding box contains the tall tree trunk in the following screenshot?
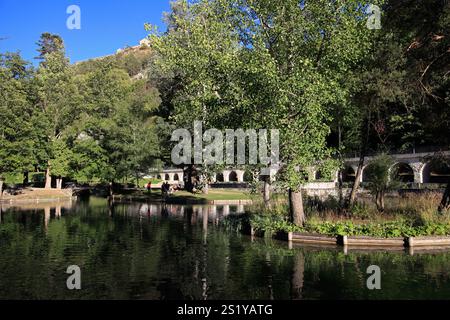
[23,171,29,186]
[289,188,305,226]
[185,165,194,193]
[348,160,364,207]
[375,191,385,212]
[375,192,381,211]
[347,110,371,208]
[44,166,52,189]
[439,179,450,212]
[337,120,345,214]
[56,177,62,189]
[338,169,344,214]
[263,176,271,207]
[0,178,4,198]
[109,181,114,198]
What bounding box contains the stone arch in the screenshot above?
[216,173,224,182]
[164,174,170,181]
[174,173,179,181]
[362,164,373,182]
[157,174,162,180]
[243,170,253,182]
[391,162,414,183]
[229,171,238,182]
[314,170,323,181]
[342,166,356,183]
[422,161,450,183]
[298,170,309,181]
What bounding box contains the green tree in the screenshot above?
[32,35,81,188]
[149,0,382,225]
[345,0,450,211]
[35,33,64,61]
[364,154,400,212]
[80,63,162,186]
[0,52,35,195]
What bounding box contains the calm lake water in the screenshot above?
[1,197,450,300]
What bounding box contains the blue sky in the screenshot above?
[0,0,171,65]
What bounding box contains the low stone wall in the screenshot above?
[341,235,405,247]
[249,228,450,249]
[290,232,337,245]
[0,196,76,205]
[408,236,450,247]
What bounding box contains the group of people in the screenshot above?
[161,181,172,196]
[145,180,178,198]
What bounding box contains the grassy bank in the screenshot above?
[0,188,73,201]
[113,188,254,203]
[225,192,450,238]
[1,186,254,204]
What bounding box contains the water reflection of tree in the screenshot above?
[291,251,304,299]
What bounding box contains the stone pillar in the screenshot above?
[235,170,245,182]
[223,170,231,182]
[307,167,316,181]
[168,173,175,182]
[411,162,424,184]
[237,204,245,213]
[334,170,339,183]
[264,164,280,181]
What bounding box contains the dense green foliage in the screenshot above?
[0,34,163,188]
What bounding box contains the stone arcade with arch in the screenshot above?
[343,151,450,184]
[151,150,449,187]
[151,168,247,184]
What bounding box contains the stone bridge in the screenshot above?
[340,151,450,184]
[149,150,450,186]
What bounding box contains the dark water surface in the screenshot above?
[1,197,450,300]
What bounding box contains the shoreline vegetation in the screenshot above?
[223,192,450,239]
